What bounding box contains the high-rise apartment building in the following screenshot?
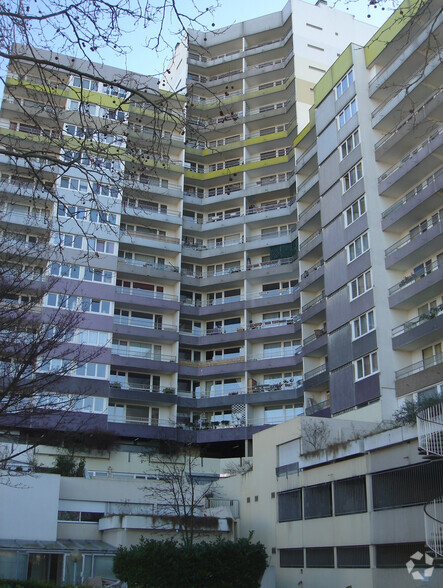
[0,0,376,458]
[0,0,442,584]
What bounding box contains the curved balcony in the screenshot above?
[417,402,443,557]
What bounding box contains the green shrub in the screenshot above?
[113,536,268,588]
[393,393,442,425]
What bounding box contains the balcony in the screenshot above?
[117,258,180,278]
[298,229,322,260]
[381,167,443,232]
[302,290,326,314]
[297,198,320,230]
[389,259,443,309]
[392,304,443,351]
[300,259,324,291]
[378,126,443,197]
[115,286,180,310]
[303,330,327,357]
[305,399,331,417]
[303,364,329,392]
[385,212,443,270]
[395,353,443,397]
[296,170,319,202]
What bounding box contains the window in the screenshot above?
[58,204,87,220]
[92,182,120,198]
[58,511,103,522]
[376,543,427,568]
[278,489,302,522]
[342,162,363,192]
[350,270,372,300]
[345,196,366,226]
[50,263,80,280]
[304,483,332,519]
[352,310,375,339]
[340,128,360,159]
[74,330,110,346]
[60,176,88,192]
[347,232,369,262]
[53,233,83,249]
[75,362,107,379]
[87,239,115,254]
[84,268,114,284]
[280,549,304,568]
[372,461,443,511]
[72,396,107,413]
[337,546,369,568]
[306,547,334,568]
[71,77,98,91]
[338,98,357,128]
[89,210,117,225]
[334,477,367,515]
[336,69,354,98]
[354,351,378,381]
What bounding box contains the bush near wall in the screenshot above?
[113,537,268,588]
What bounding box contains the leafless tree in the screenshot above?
[142,442,220,546]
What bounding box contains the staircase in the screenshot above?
[417,402,443,557]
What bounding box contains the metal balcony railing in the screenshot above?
[116,286,179,302]
[382,168,442,220]
[305,399,330,416]
[388,259,441,296]
[303,364,328,381]
[300,259,324,280]
[392,304,443,336]
[113,316,178,331]
[378,125,443,183]
[302,291,326,313]
[395,352,443,380]
[385,212,442,257]
[118,258,180,272]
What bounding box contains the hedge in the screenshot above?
[113,537,268,588]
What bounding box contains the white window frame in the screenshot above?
[349,270,372,300]
[354,351,378,381]
[344,195,366,227]
[338,98,357,129]
[340,128,360,160]
[352,309,375,340]
[342,161,363,193]
[336,69,354,99]
[347,232,369,263]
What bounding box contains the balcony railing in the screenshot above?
[179,356,245,367]
[248,316,300,330]
[303,329,326,346]
[305,399,330,416]
[112,348,177,361]
[110,383,176,395]
[298,199,320,222]
[120,229,180,245]
[303,364,328,381]
[385,212,442,257]
[300,259,324,280]
[208,499,240,519]
[116,286,179,301]
[389,259,442,296]
[246,198,295,216]
[118,258,180,272]
[113,316,178,331]
[246,255,298,271]
[299,229,321,251]
[378,125,443,184]
[248,350,301,362]
[392,304,443,337]
[382,168,443,219]
[296,169,318,193]
[302,291,326,313]
[395,352,443,380]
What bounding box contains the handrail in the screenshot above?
[303,364,328,380]
[302,291,326,313]
[116,286,179,302]
[392,304,443,336]
[299,199,320,222]
[395,352,443,380]
[382,168,442,219]
[389,259,441,296]
[385,212,442,256]
[424,495,443,557]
